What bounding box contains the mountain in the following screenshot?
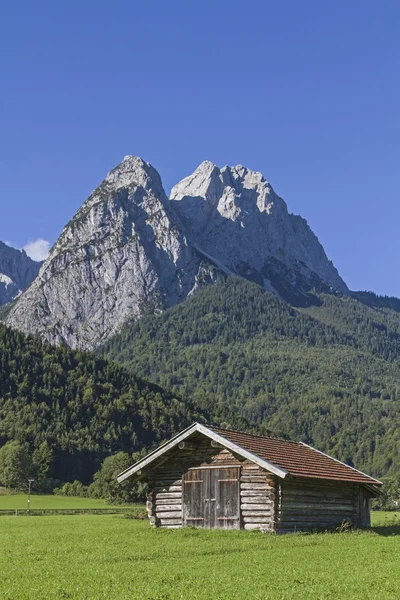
[4,157,220,349]
[99,277,400,480]
[4,156,347,349]
[0,322,217,483]
[171,161,348,304]
[0,241,41,305]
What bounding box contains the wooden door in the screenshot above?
[183,467,240,529]
[183,469,207,527]
[213,467,241,529]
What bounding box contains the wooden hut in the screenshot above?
[118,423,381,532]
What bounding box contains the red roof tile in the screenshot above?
[208,425,381,485]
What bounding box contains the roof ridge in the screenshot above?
[208,424,300,445]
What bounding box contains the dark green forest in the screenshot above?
[0,324,216,484]
[100,278,400,480]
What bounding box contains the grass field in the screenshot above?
[371,511,400,527]
[0,494,109,510]
[1,513,400,599]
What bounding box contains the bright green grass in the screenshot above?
[0,494,108,510]
[1,514,400,599]
[371,511,400,527]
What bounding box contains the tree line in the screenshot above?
[0,439,146,503]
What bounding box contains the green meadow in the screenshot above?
[1,512,400,600]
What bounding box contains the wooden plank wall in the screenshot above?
[144,438,278,530]
[240,464,276,532]
[145,440,243,529]
[356,486,371,527]
[146,470,183,528]
[278,478,360,532]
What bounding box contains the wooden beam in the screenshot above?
[210,440,224,448]
[117,422,288,482]
[178,441,197,450]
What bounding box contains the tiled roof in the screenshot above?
[208,425,381,485]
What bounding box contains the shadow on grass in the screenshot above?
[371,525,400,537]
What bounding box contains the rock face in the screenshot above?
[5,157,220,348]
[5,156,348,349]
[170,162,348,303]
[0,241,41,305]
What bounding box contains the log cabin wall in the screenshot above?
[356,485,371,527]
[278,477,363,532]
[240,464,276,532]
[145,438,243,529]
[144,437,277,530]
[143,436,373,532]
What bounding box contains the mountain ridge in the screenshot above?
[171,160,348,300]
[3,156,350,349]
[4,157,222,348]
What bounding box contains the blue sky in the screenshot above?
[1,0,399,295]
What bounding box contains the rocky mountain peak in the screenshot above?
[171,160,221,204]
[171,161,348,300]
[4,156,349,348]
[4,157,220,348]
[219,164,281,215]
[105,155,164,196]
[171,162,284,224]
[0,241,42,305]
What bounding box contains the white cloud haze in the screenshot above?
[23,238,50,262]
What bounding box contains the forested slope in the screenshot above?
[100,278,400,479]
[301,293,400,361]
[0,324,216,483]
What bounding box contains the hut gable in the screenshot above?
[118,423,381,533]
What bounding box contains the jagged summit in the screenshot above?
[171,162,348,299]
[105,156,164,194]
[4,156,348,349]
[5,157,219,349]
[0,241,41,305]
[172,161,221,204]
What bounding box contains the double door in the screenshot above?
[183,467,240,529]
